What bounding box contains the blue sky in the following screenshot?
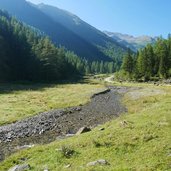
[28,0,171,37]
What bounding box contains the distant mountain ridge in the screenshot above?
[0,0,108,61]
[36,3,114,46]
[35,3,127,61]
[104,31,158,51]
[0,0,127,62]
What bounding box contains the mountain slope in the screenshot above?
[0,0,113,61]
[36,3,127,61]
[104,31,157,51]
[36,3,119,47]
[0,10,77,81]
[0,0,127,61]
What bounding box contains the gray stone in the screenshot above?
[66,134,75,137]
[76,127,91,135]
[87,159,109,166]
[8,165,19,171]
[64,164,71,168]
[120,120,128,127]
[16,144,34,150]
[8,164,30,171]
[75,107,81,111]
[99,127,105,131]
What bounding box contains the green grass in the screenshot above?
[0,84,170,171]
[0,83,105,125]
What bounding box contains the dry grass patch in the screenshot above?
[0,83,104,125]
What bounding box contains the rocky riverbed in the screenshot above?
[0,86,135,162]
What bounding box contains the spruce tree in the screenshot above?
[156,40,168,78]
[145,44,154,78]
[121,49,134,74]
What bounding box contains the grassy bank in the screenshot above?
[0,83,104,125]
[0,84,170,170]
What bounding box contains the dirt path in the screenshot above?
[0,86,133,161]
[104,75,114,83]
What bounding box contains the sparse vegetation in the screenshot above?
[60,145,76,158]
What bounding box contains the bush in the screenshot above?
[60,145,75,158]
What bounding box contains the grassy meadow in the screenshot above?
[0,83,105,125]
[0,82,170,171]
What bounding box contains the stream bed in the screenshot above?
[0,86,134,162]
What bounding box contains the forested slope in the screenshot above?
[118,36,171,81]
[0,10,76,82]
[0,0,125,61]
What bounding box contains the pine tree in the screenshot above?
[156,40,168,78]
[100,61,104,73]
[145,44,154,78]
[121,49,134,74]
[167,35,171,76]
[108,62,114,73]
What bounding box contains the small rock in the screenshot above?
[120,120,128,127]
[6,139,12,142]
[99,128,105,131]
[87,159,109,166]
[168,153,171,157]
[16,144,35,150]
[132,136,139,141]
[66,134,75,137]
[6,133,12,139]
[8,164,30,171]
[64,164,71,168]
[55,148,61,151]
[76,127,91,135]
[39,129,44,135]
[8,165,19,171]
[143,135,155,142]
[75,107,81,111]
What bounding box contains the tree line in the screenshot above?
[0,10,123,82]
[118,36,171,81]
[4,9,170,83]
[65,51,119,75]
[0,10,80,82]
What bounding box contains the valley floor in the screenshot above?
[0,78,171,171]
[0,86,128,162]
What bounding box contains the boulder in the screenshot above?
[76,127,91,135]
[16,144,34,150]
[99,127,105,131]
[66,134,75,137]
[8,164,30,171]
[87,159,109,166]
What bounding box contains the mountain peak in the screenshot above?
[36,3,82,25]
[104,31,157,51]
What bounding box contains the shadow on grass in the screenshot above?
[0,75,93,94]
